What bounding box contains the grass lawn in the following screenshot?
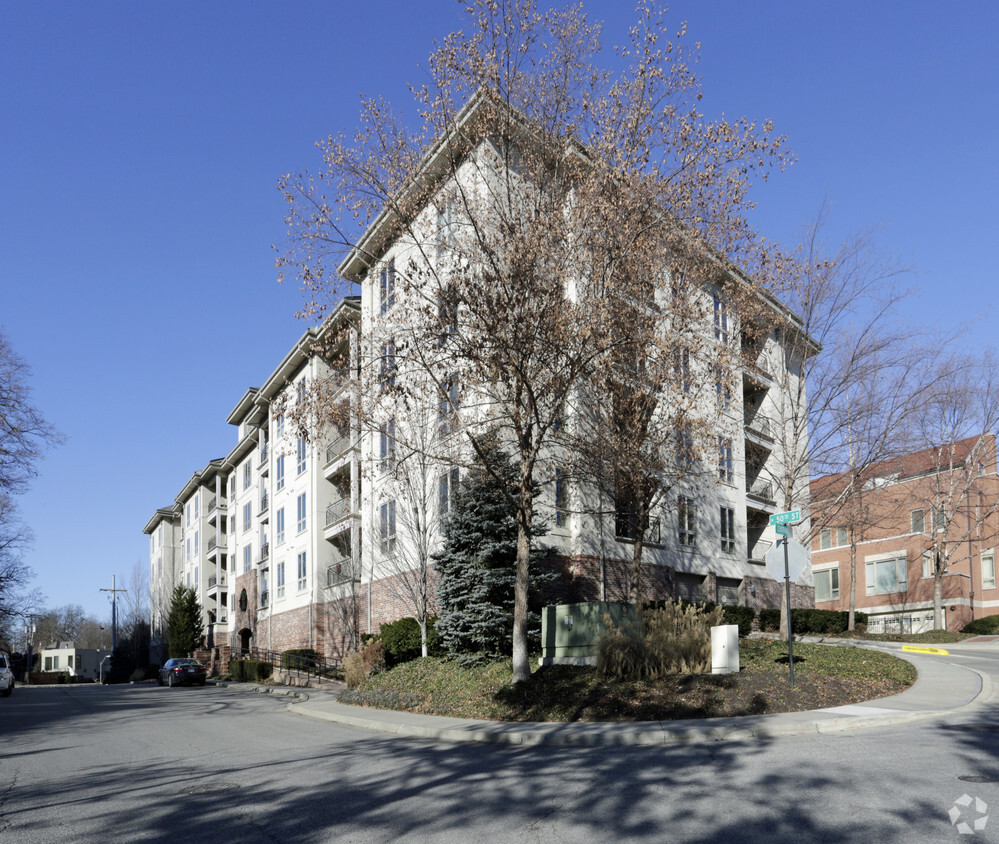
[337,639,916,722]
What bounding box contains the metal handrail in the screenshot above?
[749,539,773,562]
[747,478,775,502]
[259,492,269,513]
[260,590,269,608]
[325,431,349,464]
[326,558,356,587]
[326,498,349,526]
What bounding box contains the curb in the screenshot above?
[215,681,310,704]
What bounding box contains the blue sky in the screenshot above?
[2,1,996,622]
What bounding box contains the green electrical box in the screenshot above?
[540,601,636,665]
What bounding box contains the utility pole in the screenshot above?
[100,575,127,652]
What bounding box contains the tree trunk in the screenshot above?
[628,529,646,605]
[511,466,534,685]
[848,541,857,631]
[934,569,945,631]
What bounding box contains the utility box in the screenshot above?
[711,624,740,674]
[540,601,636,666]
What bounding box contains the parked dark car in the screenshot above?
[158,658,207,687]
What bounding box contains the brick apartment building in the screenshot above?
[810,434,999,633]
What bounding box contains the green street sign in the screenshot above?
[769,509,801,526]
[775,523,792,537]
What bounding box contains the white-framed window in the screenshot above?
[555,468,568,528]
[276,455,285,491]
[194,531,199,555]
[276,561,285,600]
[437,284,458,344]
[297,437,307,475]
[983,550,996,590]
[380,500,397,556]
[243,462,251,490]
[438,468,459,521]
[437,376,459,436]
[186,538,191,561]
[820,528,849,550]
[194,497,199,519]
[933,506,946,531]
[814,566,840,602]
[243,502,251,533]
[922,550,934,579]
[194,565,199,586]
[676,426,694,469]
[720,506,735,553]
[713,293,728,343]
[186,503,191,527]
[866,553,908,596]
[718,437,733,483]
[677,347,691,394]
[297,493,307,533]
[243,544,252,574]
[297,552,307,591]
[910,509,925,534]
[276,508,285,545]
[296,378,307,405]
[379,258,396,315]
[380,418,396,471]
[678,496,696,547]
[715,367,731,411]
[380,340,397,392]
[276,414,285,439]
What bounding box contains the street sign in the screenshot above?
[775,523,792,537]
[764,538,809,582]
[769,509,801,526]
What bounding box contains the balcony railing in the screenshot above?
[744,413,774,441]
[208,572,228,589]
[326,558,355,587]
[326,498,350,527]
[746,478,775,504]
[208,496,217,514]
[208,574,216,588]
[207,533,227,552]
[260,542,270,562]
[326,431,350,464]
[749,539,773,563]
[260,590,269,608]
[217,612,228,625]
[259,492,269,514]
[259,444,269,465]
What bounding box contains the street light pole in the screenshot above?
[100,575,127,653]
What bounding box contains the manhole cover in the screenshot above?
[181,782,241,794]
[958,775,999,784]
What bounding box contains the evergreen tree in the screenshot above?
[166,586,204,658]
[434,443,551,665]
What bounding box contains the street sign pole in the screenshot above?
[783,537,794,688]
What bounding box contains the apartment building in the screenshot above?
[145,298,361,665]
[810,434,999,633]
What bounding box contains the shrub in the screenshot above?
[344,640,386,689]
[229,659,273,683]
[281,649,321,670]
[649,600,756,638]
[379,617,441,667]
[962,616,999,635]
[759,608,781,632]
[597,601,723,681]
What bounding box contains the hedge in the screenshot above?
[962,616,999,635]
[229,659,273,682]
[281,649,321,670]
[379,616,441,666]
[643,600,756,638]
[760,608,865,634]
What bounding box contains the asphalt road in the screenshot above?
[1,660,998,843]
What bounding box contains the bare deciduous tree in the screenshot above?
[279,1,792,682]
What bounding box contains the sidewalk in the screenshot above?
[245,641,998,747]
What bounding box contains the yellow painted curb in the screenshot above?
[901,645,949,655]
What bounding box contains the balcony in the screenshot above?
[259,542,270,563]
[207,533,227,559]
[749,539,773,564]
[744,413,775,447]
[216,612,228,625]
[259,443,269,466]
[208,571,228,590]
[260,590,269,608]
[326,557,356,588]
[259,492,269,514]
[326,498,350,527]
[746,477,777,508]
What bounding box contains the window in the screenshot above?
[379,340,397,392]
[276,508,285,545]
[243,502,251,533]
[933,506,946,531]
[297,493,307,533]
[910,509,925,534]
[676,348,691,394]
[186,504,190,527]
[837,528,848,547]
[436,195,458,258]
[276,455,285,491]
[983,551,996,590]
[438,376,458,435]
[380,418,396,471]
[922,550,934,579]
[820,528,847,549]
[678,497,696,547]
[276,561,285,599]
[297,379,307,405]
[676,426,694,470]
[243,462,251,490]
[194,565,199,586]
[720,506,735,553]
[53,656,59,670]
[243,545,252,574]
[186,538,191,562]
[555,469,568,528]
[715,368,731,411]
[276,414,285,439]
[815,567,840,602]
[297,552,307,590]
[194,531,199,555]
[380,500,397,555]
[820,529,831,550]
[713,293,728,343]
[297,437,307,475]
[438,468,459,521]
[379,258,396,315]
[718,437,733,483]
[194,497,199,519]
[866,554,908,596]
[437,286,458,345]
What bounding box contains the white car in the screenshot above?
[0,653,13,697]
